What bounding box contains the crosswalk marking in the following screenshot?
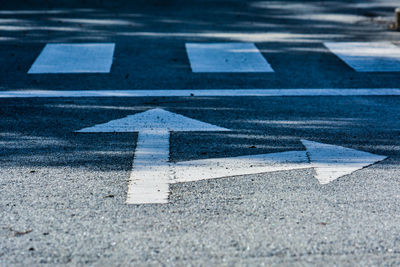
[1,89,399,98]
[324,42,400,72]
[18,41,400,75]
[28,43,115,74]
[185,42,274,73]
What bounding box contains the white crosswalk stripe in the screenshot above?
[324,42,400,72]
[28,43,115,74]
[185,42,274,73]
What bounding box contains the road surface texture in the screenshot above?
[1,0,400,266]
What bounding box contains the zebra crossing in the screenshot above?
[26,41,400,75]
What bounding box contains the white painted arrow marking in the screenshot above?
[76,109,387,204]
[172,140,386,185]
[76,108,229,204]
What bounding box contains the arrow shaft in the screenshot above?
[172,150,310,184]
[126,131,171,204]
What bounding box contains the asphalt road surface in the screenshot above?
[1,0,400,266]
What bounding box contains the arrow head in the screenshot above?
[76,108,230,133]
[301,139,387,184]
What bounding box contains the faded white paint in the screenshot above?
[324,42,400,72]
[185,43,274,72]
[28,43,115,74]
[2,88,400,98]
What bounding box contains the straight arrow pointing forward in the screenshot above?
[76,108,230,204]
[76,109,387,204]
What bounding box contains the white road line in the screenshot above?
[28,43,115,74]
[1,89,400,98]
[185,43,274,72]
[324,42,400,72]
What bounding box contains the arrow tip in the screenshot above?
[76,108,231,133]
[301,139,387,184]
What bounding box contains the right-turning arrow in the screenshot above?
[173,139,387,186]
